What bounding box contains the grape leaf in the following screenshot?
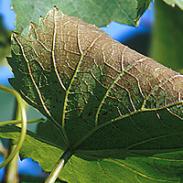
[2,111,183,183]
[6,8,183,182]
[11,0,150,31]
[162,0,183,10]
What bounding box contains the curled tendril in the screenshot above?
[0,85,27,168]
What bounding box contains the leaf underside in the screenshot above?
[3,7,183,183]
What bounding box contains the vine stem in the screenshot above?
[5,145,19,183]
[5,99,22,183]
[0,85,27,168]
[45,150,72,183]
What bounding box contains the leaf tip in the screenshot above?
[53,5,59,11]
[47,6,64,17]
[29,21,37,30]
[11,31,19,42]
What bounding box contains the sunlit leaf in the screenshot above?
[12,0,150,31]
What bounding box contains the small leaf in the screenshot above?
[11,0,150,31]
[7,8,183,182]
[162,0,183,10]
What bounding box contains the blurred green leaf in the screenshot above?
[0,15,11,63]
[12,0,150,31]
[0,90,15,121]
[20,175,45,183]
[0,90,43,132]
[152,0,183,72]
[162,0,183,10]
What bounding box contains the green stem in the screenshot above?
[5,145,19,183]
[45,150,72,183]
[5,99,20,183]
[0,85,27,168]
[0,118,45,127]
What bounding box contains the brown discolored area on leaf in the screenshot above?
[9,7,183,148]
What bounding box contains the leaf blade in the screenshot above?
[12,0,150,31]
[1,120,183,183]
[7,7,183,182]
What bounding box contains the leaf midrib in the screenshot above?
[61,27,104,145]
[73,99,183,151]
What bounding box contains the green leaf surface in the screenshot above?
[7,8,183,182]
[2,111,183,183]
[12,0,150,31]
[162,0,183,10]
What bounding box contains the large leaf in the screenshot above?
[7,8,183,182]
[2,112,183,183]
[162,0,183,10]
[12,0,150,30]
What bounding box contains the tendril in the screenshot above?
[0,85,27,168]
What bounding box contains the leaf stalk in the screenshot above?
[45,150,72,183]
[0,85,27,168]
